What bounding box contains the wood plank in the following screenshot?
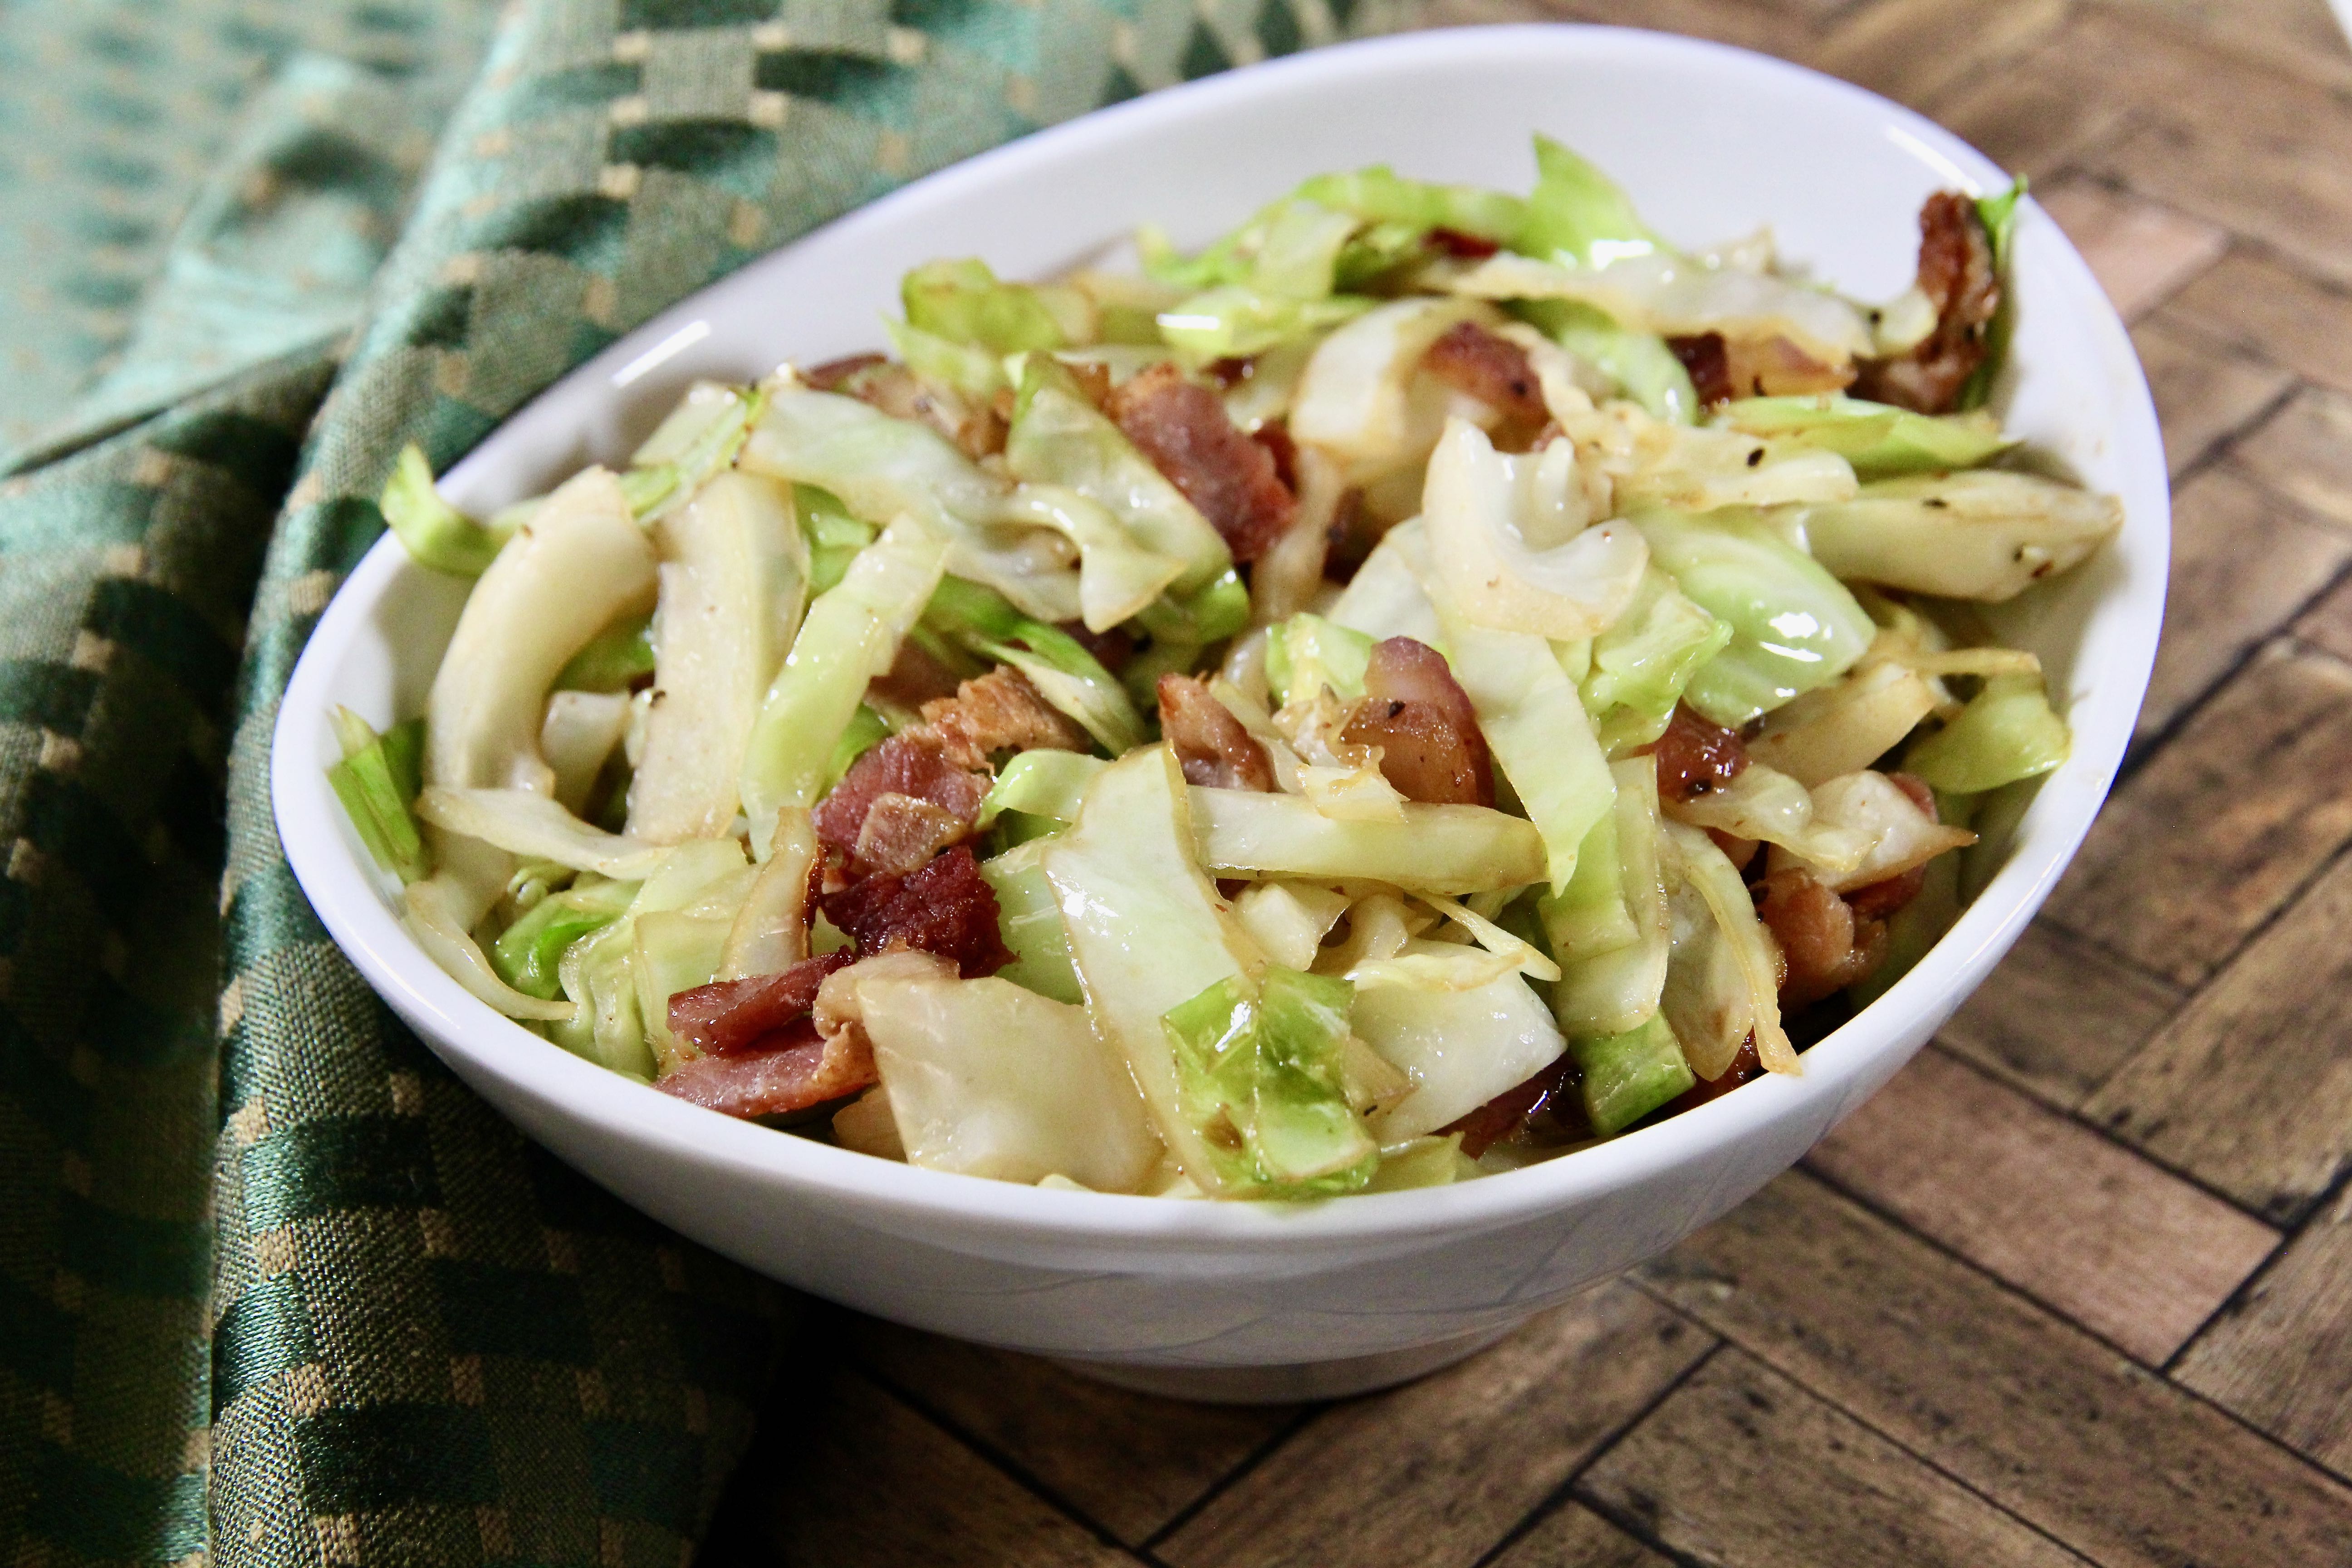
[2087,0,2352,92]
[1936,920,2183,1110]
[1638,1171,2352,1568]
[2084,845,2352,1223]
[1931,16,2183,181]
[849,1321,1297,1547]
[2042,642,2352,987]
[1806,1047,2279,1364]
[1156,1284,1714,1568]
[1578,1350,2094,1568]
[702,1363,1133,1568]
[2232,385,2352,532]
[2293,572,2352,663]
[2165,248,2352,398]
[1487,1503,1676,1568]
[1806,0,2069,110]
[2174,1181,2352,1479]
[1808,0,2070,110]
[2136,466,2352,740]
[2088,29,2352,284]
[2037,178,2227,322]
[2130,313,2297,479]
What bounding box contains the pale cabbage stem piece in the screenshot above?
[1042,746,1261,1195]
[720,808,821,980]
[1449,250,1874,367]
[629,470,808,843]
[1423,419,1648,641]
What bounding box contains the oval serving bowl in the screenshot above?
[274,24,2168,1401]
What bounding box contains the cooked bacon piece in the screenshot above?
[667,952,854,1057]
[1846,772,1940,918]
[812,733,989,866]
[1106,363,1297,562]
[1853,191,2000,416]
[1442,1055,1580,1157]
[853,794,973,879]
[1670,334,1734,406]
[802,353,889,391]
[1674,1035,1763,1112]
[1757,867,1889,1007]
[1253,420,1298,491]
[1157,674,1273,792]
[820,844,1011,977]
[918,665,1086,771]
[806,354,1004,457]
[1342,637,1494,807]
[1061,619,1134,673]
[653,1019,876,1119]
[1652,705,1750,805]
[1422,322,1546,425]
[1429,227,1501,260]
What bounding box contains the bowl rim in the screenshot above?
[272,21,2169,1254]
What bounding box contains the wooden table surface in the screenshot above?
[702,5,2352,1563]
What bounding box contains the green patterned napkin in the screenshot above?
[0,0,1384,1561]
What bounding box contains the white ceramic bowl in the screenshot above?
[274,25,2168,1401]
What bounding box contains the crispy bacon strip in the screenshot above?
[1651,705,1749,805]
[1670,332,1852,404]
[1105,362,1296,562]
[1757,867,1889,1007]
[820,843,1011,977]
[653,1020,876,1119]
[1421,322,1546,425]
[1158,674,1273,791]
[1674,1036,1763,1112]
[918,665,1086,770]
[812,733,989,866]
[1670,334,1733,407]
[667,952,854,1056]
[1441,1056,1579,1158]
[1342,637,1494,807]
[1853,191,1999,416]
[1429,228,1501,260]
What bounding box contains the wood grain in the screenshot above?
[2038,178,2227,323]
[850,1323,1296,1547]
[1806,1047,2278,1363]
[1579,1349,2095,1568]
[2293,572,2352,662]
[2233,386,2352,530]
[2136,466,2352,739]
[2174,1181,2352,1478]
[2085,844,2352,1223]
[2130,313,2297,479]
[706,1365,1134,1568]
[1639,1171,2352,1568]
[2165,249,2352,398]
[1487,1502,1676,1568]
[1935,920,2182,1109]
[1156,1284,1712,1568]
[1807,0,2069,108]
[2043,641,2352,986]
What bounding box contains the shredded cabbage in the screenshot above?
[1715,396,2010,480]
[1188,788,1547,893]
[1902,672,2071,792]
[1423,420,1649,640]
[1792,470,2123,602]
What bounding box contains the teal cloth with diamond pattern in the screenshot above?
[0,0,1383,1559]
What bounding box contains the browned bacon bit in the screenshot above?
[1059,619,1134,674]
[1674,1036,1763,1112]
[1442,1055,1581,1158]
[1757,867,1889,1007]
[919,665,1087,770]
[1157,674,1274,792]
[1342,637,1494,807]
[1322,485,1376,585]
[1725,336,1855,399]
[1669,333,1734,407]
[1853,191,1999,416]
[1429,227,1501,260]
[653,1018,875,1119]
[1421,322,1547,426]
[820,844,1011,978]
[812,733,988,863]
[801,354,888,392]
[854,794,973,879]
[1846,772,1939,918]
[1106,362,1297,563]
[667,952,854,1056]
[1253,419,1298,491]
[1653,705,1750,804]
